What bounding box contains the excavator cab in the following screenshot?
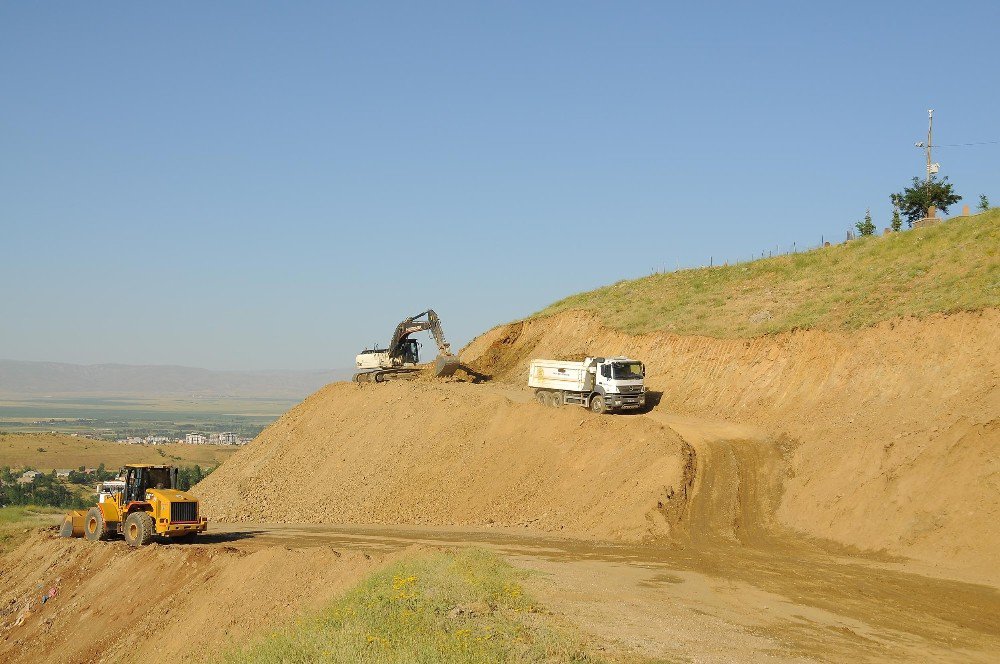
[399,338,420,365]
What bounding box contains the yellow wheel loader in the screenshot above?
[61,464,208,547]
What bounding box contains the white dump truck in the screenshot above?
[528,356,646,414]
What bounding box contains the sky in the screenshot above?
[2,1,997,371]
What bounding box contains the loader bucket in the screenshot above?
[434,353,461,377]
[60,510,87,538]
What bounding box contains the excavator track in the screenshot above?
[353,368,420,383]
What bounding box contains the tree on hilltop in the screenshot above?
[892,176,961,226]
[855,209,876,236]
[979,194,990,212]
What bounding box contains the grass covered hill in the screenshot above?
[0,432,236,472]
[538,209,999,337]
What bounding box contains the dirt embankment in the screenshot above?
[197,382,691,542]
[0,530,386,663]
[462,309,1000,582]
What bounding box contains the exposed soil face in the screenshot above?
[5,515,997,664]
[10,308,993,662]
[462,309,1000,583]
[197,381,690,542]
[0,530,387,663]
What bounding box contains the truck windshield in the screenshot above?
[612,362,644,380]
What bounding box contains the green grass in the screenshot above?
[537,209,999,337]
[0,506,63,553]
[222,549,626,663]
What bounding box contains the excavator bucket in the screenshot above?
[60,510,87,538]
[434,353,461,378]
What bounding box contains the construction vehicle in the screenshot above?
[528,356,646,414]
[61,464,208,547]
[354,309,461,382]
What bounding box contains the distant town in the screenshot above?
[117,432,252,446]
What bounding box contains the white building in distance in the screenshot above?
[185,433,207,445]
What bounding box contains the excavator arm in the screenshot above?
[387,310,459,377]
[388,310,450,358]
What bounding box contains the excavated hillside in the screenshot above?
[0,530,385,663]
[198,382,692,542]
[462,309,1000,582]
[198,213,998,585]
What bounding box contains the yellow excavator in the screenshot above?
[61,464,207,547]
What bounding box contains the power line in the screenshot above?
[921,140,1000,148]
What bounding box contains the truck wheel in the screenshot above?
[123,511,155,547]
[549,392,561,407]
[84,507,107,542]
[535,390,547,405]
[589,395,606,414]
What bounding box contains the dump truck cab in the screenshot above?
[63,463,208,547]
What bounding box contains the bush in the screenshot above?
[855,209,876,236]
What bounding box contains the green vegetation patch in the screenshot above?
[0,506,63,553]
[223,549,620,663]
[538,210,999,337]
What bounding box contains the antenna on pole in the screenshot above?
[915,109,940,182]
[926,109,934,183]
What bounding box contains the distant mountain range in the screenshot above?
[0,360,354,399]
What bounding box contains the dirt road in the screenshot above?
[205,517,998,663]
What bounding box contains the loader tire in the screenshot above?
[84,507,107,542]
[123,511,155,548]
[589,395,606,414]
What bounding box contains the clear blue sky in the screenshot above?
[2,2,997,370]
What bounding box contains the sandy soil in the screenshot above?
[0,529,390,663]
[196,381,691,542]
[5,510,996,663]
[4,308,995,662]
[462,309,1000,583]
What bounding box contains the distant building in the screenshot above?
[17,470,42,485]
[218,432,239,445]
[185,433,207,445]
[55,469,72,478]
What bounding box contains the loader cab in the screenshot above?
[121,465,178,503]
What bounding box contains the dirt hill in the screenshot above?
[0,530,385,663]
[197,213,999,585]
[462,308,999,582]
[198,381,692,542]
